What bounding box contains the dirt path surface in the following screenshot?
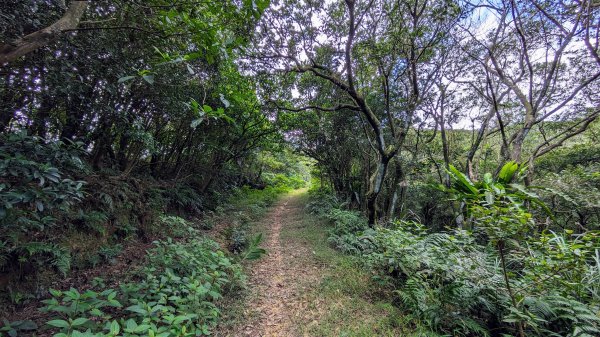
[218,191,322,336]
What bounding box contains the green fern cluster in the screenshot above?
[367,224,600,336]
[162,184,203,214]
[320,204,377,254]
[309,177,600,337]
[368,225,504,336]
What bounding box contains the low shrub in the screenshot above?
[40,238,244,336]
[0,131,85,282]
[306,187,339,216]
[309,171,600,337]
[262,172,307,189]
[325,208,375,254]
[150,215,195,238]
[367,223,505,336]
[326,208,367,235]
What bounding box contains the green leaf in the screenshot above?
[89,308,103,317]
[71,318,88,326]
[133,324,151,333]
[16,320,37,331]
[118,76,136,83]
[498,161,519,184]
[142,75,155,85]
[110,321,120,335]
[49,288,62,297]
[448,165,478,195]
[107,291,116,301]
[125,319,137,331]
[483,172,493,185]
[126,304,148,315]
[47,319,70,328]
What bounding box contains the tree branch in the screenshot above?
[0,1,89,64]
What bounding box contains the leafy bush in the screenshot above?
[40,238,244,336]
[151,215,195,238]
[537,164,600,231]
[0,131,85,280]
[161,184,203,215]
[325,208,375,254]
[227,185,289,217]
[363,222,600,336]
[326,208,367,235]
[1,319,38,336]
[262,173,306,189]
[367,223,506,336]
[311,163,600,337]
[306,187,339,215]
[228,226,249,254]
[98,244,123,264]
[306,187,374,254]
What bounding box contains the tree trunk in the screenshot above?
[387,160,406,220]
[0,1,89,64]
[366,155,391,226]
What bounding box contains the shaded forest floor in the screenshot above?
[215,190,407,337]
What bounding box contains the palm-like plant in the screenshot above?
[442,162,554,337]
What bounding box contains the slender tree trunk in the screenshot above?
[30,95,54,137]
[498,240,525,337]
[366,155,391,226]
[387,160,406,219]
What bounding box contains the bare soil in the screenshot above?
[218,192,324,337]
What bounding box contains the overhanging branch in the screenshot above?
[0,1,90,64]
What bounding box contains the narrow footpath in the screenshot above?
[216,190,406,337]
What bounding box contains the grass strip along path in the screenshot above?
[216,190,409,337]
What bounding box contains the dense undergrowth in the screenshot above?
[0,129,307,335]
[38,237,243,337]
[1,182,297,336]
[308,164,600,337]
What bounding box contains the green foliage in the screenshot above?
[537,164,600,231]
[326,208,368,235]
[262,173,306,189]
[227,225,249,254]
[40,238,244,336]
[307,187,374,254]
[256,149,311,190]
[367,223,502,336]
[306,186,340,216]
[161,185,203,215]
[228,185,290,213]
[98,244,123,265]
[311,163,600,336]
[361,223,600,336]
[238,234,267,261]
[0,319,38,337]
[325,209,374,255]
[152,215,195,238]
[0,131,85,278]
[41,287,123,323]
[439,163,600,336]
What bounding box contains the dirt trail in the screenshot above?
[219,191,321,337]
